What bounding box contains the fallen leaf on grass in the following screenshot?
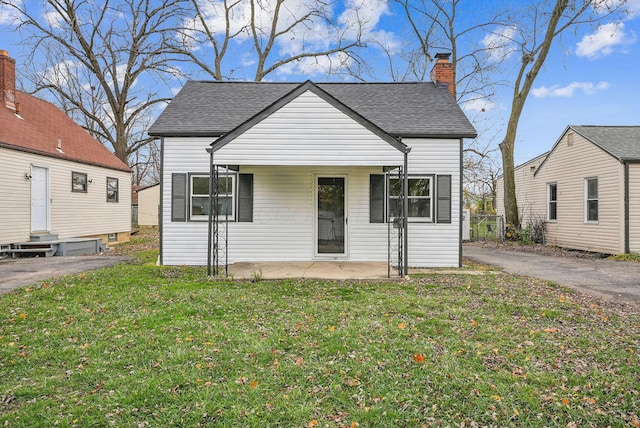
[413,353,425,364]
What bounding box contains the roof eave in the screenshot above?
[397,132,477,139]
[148,131,225,138]
[0,141,132,173]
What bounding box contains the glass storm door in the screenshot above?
[317,177,346,255]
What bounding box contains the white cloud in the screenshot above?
[532,81,609,98]
[183,0,395,76]
[576,22,636,59]
[627,0,640,17]
[481,25,518,63]
[462,98,496,113]
[0,3,21,25]
[276,52,352,77]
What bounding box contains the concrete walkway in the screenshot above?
[463,246,640,308]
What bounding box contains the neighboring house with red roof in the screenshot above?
[0,50,132,249]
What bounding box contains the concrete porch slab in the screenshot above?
[222,262,486,280]
[226,261,392,280]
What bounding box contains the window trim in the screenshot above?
[547,182,557,222]
[388,174,434,223]
[584,177,598,223]
[188,172,237,222]
[71,171,87,193]
[106,177,119,202]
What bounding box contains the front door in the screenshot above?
[316,176,346,256]
[31,166,49,232]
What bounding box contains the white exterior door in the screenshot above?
[31,166,50,232]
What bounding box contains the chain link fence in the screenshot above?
[469,215,504,242]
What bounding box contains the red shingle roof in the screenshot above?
[0,91,130,172]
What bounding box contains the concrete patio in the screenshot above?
[220,261,477,280]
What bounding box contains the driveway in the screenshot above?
[0,255,130,294]
[463,246,640,309]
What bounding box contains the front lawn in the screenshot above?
[1,249,638,426]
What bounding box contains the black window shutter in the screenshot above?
[370,174,385,223]
[437,175,452,223]
[171,173,187,222]
[238,174,253,222]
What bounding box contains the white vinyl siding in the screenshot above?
[406,138,461,266]
[161,136,462,267]
[0,147,131,244]
[212,91,404,166]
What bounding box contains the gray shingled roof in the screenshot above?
[148,81,476,139]
[571,126,640,161]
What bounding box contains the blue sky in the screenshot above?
[1,0,638,167]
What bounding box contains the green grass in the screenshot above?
[1,251,639,426]
[610,252,640,262]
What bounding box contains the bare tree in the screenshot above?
[394,0,509,100]
[2,0,184,166]
[173,0,367,81]
[498,0,625,228]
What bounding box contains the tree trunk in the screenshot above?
[499,135,519,228]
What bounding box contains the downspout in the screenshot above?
[624,161,630,254]
[403,147,411,276]
[206,147,214,276]
[459,138,463,267]
[159,137,165,266]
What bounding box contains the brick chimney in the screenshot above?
[430,52,455,97]
[0,50,17,110]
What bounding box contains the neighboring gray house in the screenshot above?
[149,55,476,271]
[496,125,640,254]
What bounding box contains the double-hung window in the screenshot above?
[547,183,557,221]
[72,172,87,192]
[107,177,119,202]
[190,174,235,221]
[585,177,598,222]
[388,176,433,221]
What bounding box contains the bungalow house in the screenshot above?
[496,125,640,254]
[0,50,132,255]
[149,54,476,273]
